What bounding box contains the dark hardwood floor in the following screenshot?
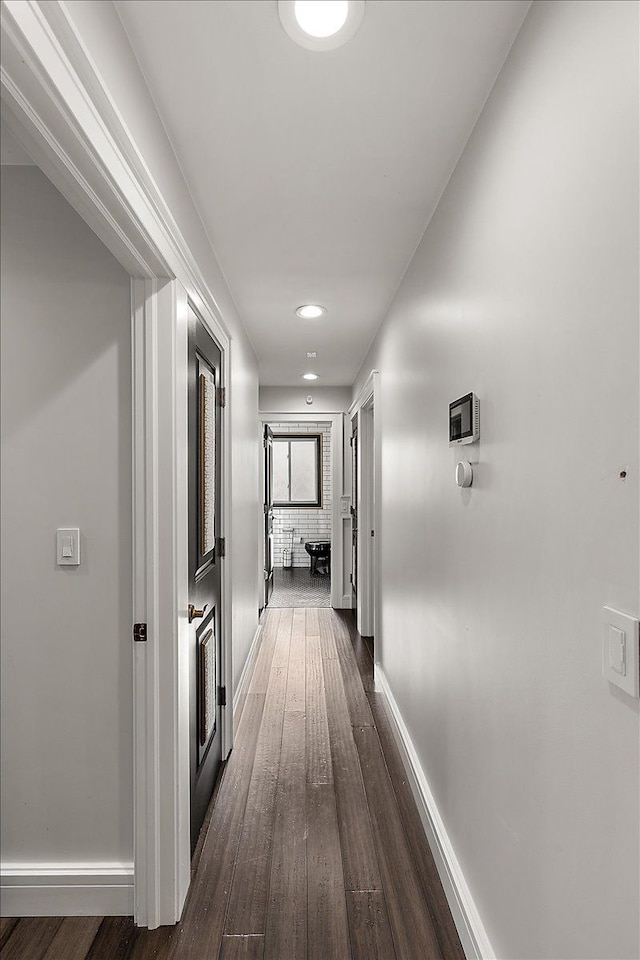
[1,608,464,960]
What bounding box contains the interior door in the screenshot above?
[188,304,223,853]
[351,421,358,611]
[263,424,274,609]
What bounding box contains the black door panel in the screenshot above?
[188,306,223,853]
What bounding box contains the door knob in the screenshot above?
[188,603,208,623]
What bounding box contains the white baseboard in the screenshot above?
[0,862,134,916]
[374,664,495,960]
[233,623,263,727]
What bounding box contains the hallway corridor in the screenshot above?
[0,608,464,960]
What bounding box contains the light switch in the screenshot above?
[603,607,639,698]
[608,626,626,676]
[57,528,80,566]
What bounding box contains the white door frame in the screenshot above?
[349,372,380,641]
[1,0,234,927]
[259,411,349,609]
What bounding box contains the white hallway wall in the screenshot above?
[1,166,133,866]
[62,0,261,693]
[354,2,639,958]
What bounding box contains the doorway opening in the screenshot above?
[263,419,332,608]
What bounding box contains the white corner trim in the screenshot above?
[0,861,134,917]
[374,665,496,960]
[233,623,263,726]
[349,368,379,417]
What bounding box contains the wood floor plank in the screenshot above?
[263,711,307,960]
[354,724,441,959]
[305,632,332,784]
[172,691,267,959]
[222,612,292,937]
[40,917,102,960]
[322,656,382,892]
[284,609,305,713]
[318,608,338,660]
[292,607,306,642]
[330,615,374,728]
[249,610,280,696]
[85,917,139,960]
[338,611,376,694]
[0,918,63,960]
[304,607,319,636]
[346,891,396,960]
[0,917,19,950]
[367,692,465,960]
[128,923,178,960]
[219,935,265,960]
[307,783,350,960]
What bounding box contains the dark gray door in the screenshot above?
[263,424,274,609]
[188,304,223,853]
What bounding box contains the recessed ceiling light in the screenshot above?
[306,351,317,358]
[278,1,365,52]
[296,304,326,320]
[302,372,319,381]
[295,0,348,38]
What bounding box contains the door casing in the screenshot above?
[349,372,381,644]
[258,411,350,609]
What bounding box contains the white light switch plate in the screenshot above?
[603,606,639,698]
[57,528,80,566]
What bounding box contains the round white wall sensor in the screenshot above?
[455,461,473,488]
[306,395,313,405]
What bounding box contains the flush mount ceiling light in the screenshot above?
[279,1,365,52]
[306,351,317,358]
[302,372,319,380]
[296,304,326,319]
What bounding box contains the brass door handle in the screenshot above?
[188,603,208,623]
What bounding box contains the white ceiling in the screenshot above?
[115,0,530,386]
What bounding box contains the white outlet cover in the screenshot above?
[603,606,639,698]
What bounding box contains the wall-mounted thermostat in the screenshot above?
[449,393,480,445]
[455,461,473,488]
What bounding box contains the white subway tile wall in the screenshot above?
[269,422,331,568]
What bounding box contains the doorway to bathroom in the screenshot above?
[263,419,332,607]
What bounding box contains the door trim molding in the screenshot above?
[1,0,234,927]
[349,371,380,642]
[258,412,347,608]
